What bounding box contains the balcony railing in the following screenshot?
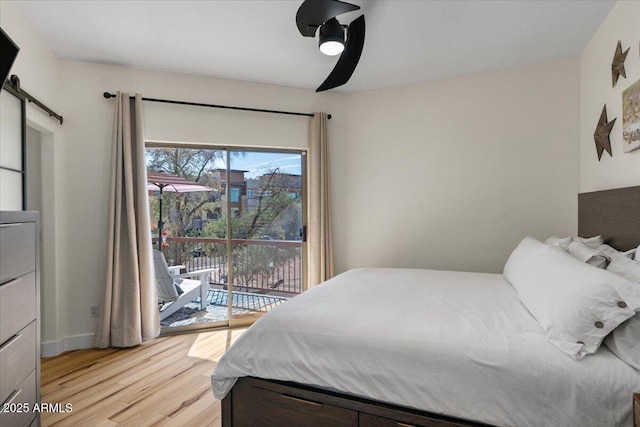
[154,237,303,295]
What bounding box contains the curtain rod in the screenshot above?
[3,75,64,124]
[102,92,331,120]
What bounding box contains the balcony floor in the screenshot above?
[160,289,289,328]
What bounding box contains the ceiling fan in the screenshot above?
[296,0,365,92]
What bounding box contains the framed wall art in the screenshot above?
[622,78,640,153]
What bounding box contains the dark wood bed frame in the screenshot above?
[222,185,640,427]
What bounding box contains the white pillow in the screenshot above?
[544,235,604,250]
[603,253,640,369]
[577,235,604,249]
[606,252,640,280]
[504,237,639,360]
[598,244,636,260]
[635,244,640,261]
[567,240,609,269]
[544,235,573,249]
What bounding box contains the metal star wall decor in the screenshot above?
[593,105,616,161]
[612,40,629,87]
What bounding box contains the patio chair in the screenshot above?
[153,250,217,321]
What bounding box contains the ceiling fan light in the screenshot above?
[320,40,344,56]
[319,18,345,56]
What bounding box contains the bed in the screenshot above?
[211,186,640,427]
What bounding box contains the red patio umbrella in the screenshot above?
[147,171,216,250]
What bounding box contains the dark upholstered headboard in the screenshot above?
[578,185,640,251]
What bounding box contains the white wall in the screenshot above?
[580,1,640,191]
[335,59,580,274]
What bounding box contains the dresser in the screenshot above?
[0,211,40,427]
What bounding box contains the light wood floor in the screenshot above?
[41,328,246,427]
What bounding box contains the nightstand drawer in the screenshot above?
[0,321,36,404]
[0,222,36,285]
[0,271,37,345]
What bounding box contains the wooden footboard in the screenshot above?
[634,394,639,427]
[222,377,490,427]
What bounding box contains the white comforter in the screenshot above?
[211,268,640,426]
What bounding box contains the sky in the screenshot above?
[213,151,302,179]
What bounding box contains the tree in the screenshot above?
[203,168,300,240]
[202,168,302,288]
[146,148,223,238]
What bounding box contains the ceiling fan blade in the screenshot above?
[316,14,365,92]
[296,0,360,37]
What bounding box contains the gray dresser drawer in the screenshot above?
[0,321,36,404]
[0,271,36,345]
[0,369,37,427]
[0,222,36,285]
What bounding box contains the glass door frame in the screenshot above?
[147,142,306,333]
[225,147,306,327]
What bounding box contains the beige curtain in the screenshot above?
[95,92,160,348]
[307,113,334,288]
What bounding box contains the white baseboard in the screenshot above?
[41,333,95,358]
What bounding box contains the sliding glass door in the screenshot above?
[227,149,304,326]
[146,145,304,332]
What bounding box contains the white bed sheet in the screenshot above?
[211,268,640,426]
